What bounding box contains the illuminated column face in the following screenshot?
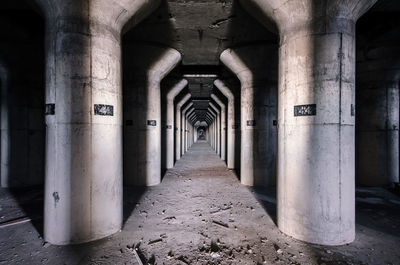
[124,45,181,186]
[43,13,123,246]
[239,0,377,246]
[220,49,255,186]
[166,80,188,169]
[40,0,166,245]
[211,94,227,161]
[214,80,235,169]
[175,95,191,161]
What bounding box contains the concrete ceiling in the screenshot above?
[123,0,277,65]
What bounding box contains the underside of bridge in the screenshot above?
[0,0,399,264]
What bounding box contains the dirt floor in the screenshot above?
[0,141,399,265]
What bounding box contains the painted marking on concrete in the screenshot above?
[247,120,256,126]
[147,120,157,126]
[294,104,316,117]
[45,104,55,115]
[94,104,114,116]
[126,120,133,126]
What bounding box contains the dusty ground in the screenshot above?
[0,141,400,264]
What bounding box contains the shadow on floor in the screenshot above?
[247,185,400,238]
[123,186,147,226]
[2,185,44,236]
[249,186,277,225]
[355,187,400,237]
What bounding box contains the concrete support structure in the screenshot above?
[0,64,10,188]
[181,103,193,155]
[221,49,255,186]
[175,94,191,161]
[124,45,181,186]
[241,0,377,245]
[208,110,217,153]
[166,79,188,169]
[211,94,226,162]
[214,80,236,169]
[206,112,215,150]
[209,103,221,157]
[185,108,195,152]
[36,0,161,245]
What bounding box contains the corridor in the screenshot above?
[0,141,399,264]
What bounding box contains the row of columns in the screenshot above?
[199,0,383,247]
[19,0,390,248]
[35,0,177,245]
[211,0,379,246]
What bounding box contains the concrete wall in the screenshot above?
[356,13,400,187]
[0,9,45,188]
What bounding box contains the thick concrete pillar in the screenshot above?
[124,45,181,186]
[215,80,235,168]
[356,33,400,186]
[181,103,193,155]
[175,94,191,160]
[145,49,181,184]
[37,0,161,245]
[176,98,193,160]
[241,0,377,245]
[0,64,9,188]
[211,94,226,161]
[207,112,215,150]
[210,103,221,156]
[166,79,188,169]
[210,111,218,153]
[185,108,195,152]
[221,49,255,186]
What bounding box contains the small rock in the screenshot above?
[42,242,50,248]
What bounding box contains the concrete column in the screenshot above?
[181,102,193,156]
[175,94,191,161]
[166,79,188,169]
[240,0,377,245]
[221,49,255,186]
[211,94,226,161]
[209,111,217,152]
[214,80,235,168]
[210,103,221,156]
[207,112,215,150]
[0,64,9,188]
[356,38,400,186]
[37,0,161,245]
[185,108,195,152]
[145,49,181,185]
[124,45,181,186]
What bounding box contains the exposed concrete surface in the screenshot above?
[214,80,235,169]
[166,79,188,169]
[241,0,378,245]
[0,141,399,264]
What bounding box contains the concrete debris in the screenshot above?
[212,220,229,228]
